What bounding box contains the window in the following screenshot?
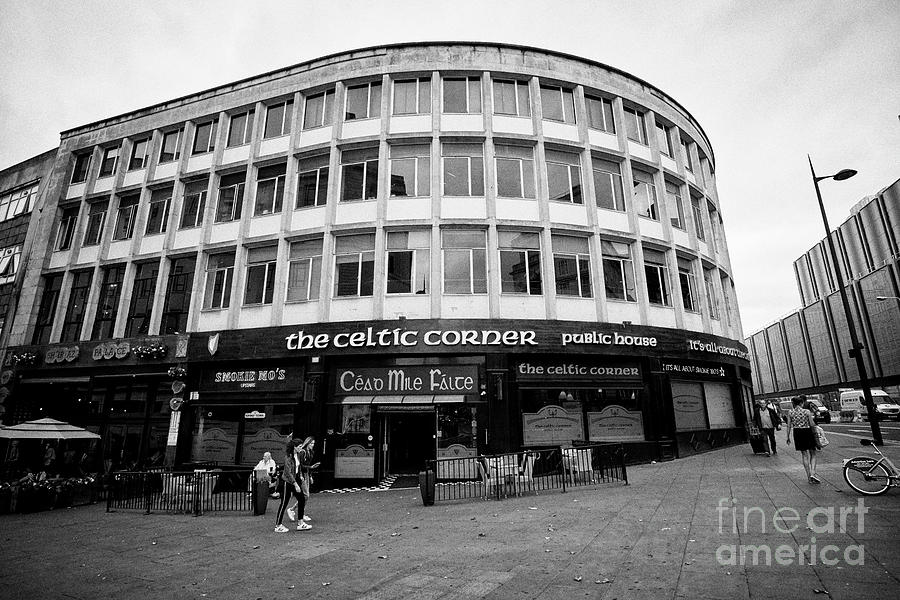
[91,264,126,340]
[632,170,658,220]
[540,85,575,124]
[71,153,92,184]
[681,138,694,172]
[303,90,334,129]
[390,144,430,197]
[83,200,108,246]
[124,262,159,337]
[0,246,19,281]
[61,271,92,342]
[493,79,530,117]
[244,246,278,305]
[656,123,674,157]
[704,269,719,319]
[586,96,615,133]
[678,257,698,313]
[286,239,322,302]
[393,78,431,115]
[55,206,80,251]
[334,234,375,297]
[442,77,481,114]
[145,188,171,235]
[180,180,207,229]
[296,155,329,208]
[99,146,119,178]
[553,235,592,298]
[227,109,254,147]
[159,129,183,163]
[546,149,582,204]
[192,119,217,155]
[601,240,636,302]
[644,248,671,306]
[495,144,535,198]
[264,100,293,138]
[129,138,150,170]
[592,158,624,211]
[215,172,245,223]
[665,181,685,230]
[623,107,648,145]
[0,183,38,222]
[254,164,286,216]
[442,143,484,196]
[341,147,379,202]
[31,274,63,345]
[204,252,235,309]
[112,194,140,240]
[499,231,542,295]
[161,256,195,334]
[442,230,487,294]
[386,231,430,294]
[691,196,705,241]
[345,81,382,121]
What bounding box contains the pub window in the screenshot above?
[159,128,183,164]
[442,229,487,294]
[161,256,196,334]
[227,109,255,147]
[203,252,235,310]
[82,199,109,247]
[254,164,286,216]
[128,138,150,170]
[540,85,576,124]
[340,147,379,202]
[442,142,484,196]
[586,96,615,133]
[215,172,246,223]
[601,240,636,302]
[632,169,658,220]
[386,230,430,295]
[180,180,208,229]
[494,144,535,199]
[493,79,531,117]
[643,247,671,307]
[389,144,430,197]
[124,261,160,337]
[545,149,582,204]
[192,119,218,155]
[98,146,119,178]
[392,78,431,115]
[333,233,375,298]
[286,239,322,302]
[553,235,592,298]
[678,257,699,313]
[296,154,329,208]
[499,231,542,295]
[442,76,482,114]
[345,81,382,121]
[91,264,126,340]
[61,270,93,342]
[264,99,293,139]
[302,89,334,130]
[145,188,171,235]
[54,205,80,251]
[31,274,63,345]
[112,194,140,241]
[244,246,278,305]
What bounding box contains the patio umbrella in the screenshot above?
[0,418,100,440]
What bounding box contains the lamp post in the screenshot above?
[809,156,883,445]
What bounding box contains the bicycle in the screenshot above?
[842,439,900,495]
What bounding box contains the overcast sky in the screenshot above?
[1,0,897,336]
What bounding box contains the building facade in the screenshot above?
[3,43,749,484]
[746,177,900,404]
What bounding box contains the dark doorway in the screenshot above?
[385,412,434,474]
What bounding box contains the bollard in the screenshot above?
[419,469,435,506]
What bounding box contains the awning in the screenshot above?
[336,395,467,405]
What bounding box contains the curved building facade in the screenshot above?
[4,43,750,482]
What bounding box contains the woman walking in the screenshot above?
[785,395,820,484]
[288,437,316,524]
[273,438,311,533]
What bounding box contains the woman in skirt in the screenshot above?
[785,395,820,484]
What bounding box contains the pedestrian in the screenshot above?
[273,438,311,533]
[785,395,820,483]
[754,398,781,456]
[288,437,318,525]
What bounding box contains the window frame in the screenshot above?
[128,138,150,171]
[691,196,706,241]
[159,129,183,164]
[656,123,674,157]
[145,190,171,236]
[253,167,286,216]
[340,150,379,202]
[160,256,196,335]
[494,144,535,199]
[678,263,699,313]
[191,119,218,155]
[124,261,160,338]
[243,248,278,305]
[31,274,63,345]
[333,235,376,298]
[83,200,109,247]
[539,85,576,124]
[214,175,245,223]
[264,100,294,139]
[227,109,255,148]
[441,143,484,197]
[644,251,671,307]
[71,153,92,184]
[498,231,542,295]
[296,156,329,209]
[344,81,382,121]
[179,183,207,229]
[392,78,432,116]
[586,96,615,133]
[203,253,235,310]
[632,170,659,221]
[492,79,531,117]
[601,241,636,302]
[91,264,126,340]
[389,145,431,198]
[704,269,719,319]
[112,195,140,241]
[666,181,685,230]
[98,146,120,178]
[286,239,322,302]
[442,77,482,114]
[623,107,648,145]
[545,151,583,204]
[385,231,430,295]
[552,235,592,299]
[54,206,80,251]
[441,230,488,295]
[60,270,92,342]
[302,89,335,130]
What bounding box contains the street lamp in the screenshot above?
[808,156,883,445]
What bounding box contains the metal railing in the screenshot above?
[106,469,255,515]
[425,443,627,504]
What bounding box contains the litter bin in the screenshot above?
[419,469,435,506]
[253,469,270,515]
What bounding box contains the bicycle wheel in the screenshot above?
[843,459,891,495]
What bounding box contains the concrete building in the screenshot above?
[2,43,749,484]
[746,177,900,405]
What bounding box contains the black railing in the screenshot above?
[106,469,255,515]
[425,443,627,504]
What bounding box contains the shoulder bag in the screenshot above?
[814,425,829,449]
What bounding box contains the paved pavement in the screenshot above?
[2,434,900,600]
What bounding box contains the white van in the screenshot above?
[839,389,900,421]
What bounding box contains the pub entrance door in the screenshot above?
[379,410,436,476]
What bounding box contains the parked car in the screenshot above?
[840,389,900,421]
[806,398,832,424]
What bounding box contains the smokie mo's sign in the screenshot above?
[200,366,303,393]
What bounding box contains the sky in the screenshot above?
[1,0,897,336]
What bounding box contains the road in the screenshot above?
[820,419,900,446]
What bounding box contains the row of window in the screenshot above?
[68,75,711,185]
[0,181,38,224]
[57,142,721,251]
[33,230,729,344]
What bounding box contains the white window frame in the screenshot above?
[128,138,149,171]
[83,202,108,247]
[441,230,487,295]
[705,270,719,319]
[302,90,334,130]
[333,237,375,298]
[492,79,531,117]
[99,146,119,178]
[192,119,217,155]
[227,109,254,147]
[286,240,322,302]
[633,172,659,220]
[296,161,329,208]
[546,155,583,204]
[145,193,171,236]
[679,265,699,313]
[215,179,245,223]
[442,77,482,114]
[254,172,285,216]
[204,254,235,310]
[385,231,430,295]
[499,232,542,295]
[159,129,183,164]
[264,100,293,139]
[244,251,277,306]
[644,255,671,307]
[623,107,648,145]
[494,145,535,199]
[540,85,576,124]
[586,96,615,133]
[112,197,139,241]
[344,81,382,121]
[601,241,636,302]
[55,206,79,251]
[392,78,431,115]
